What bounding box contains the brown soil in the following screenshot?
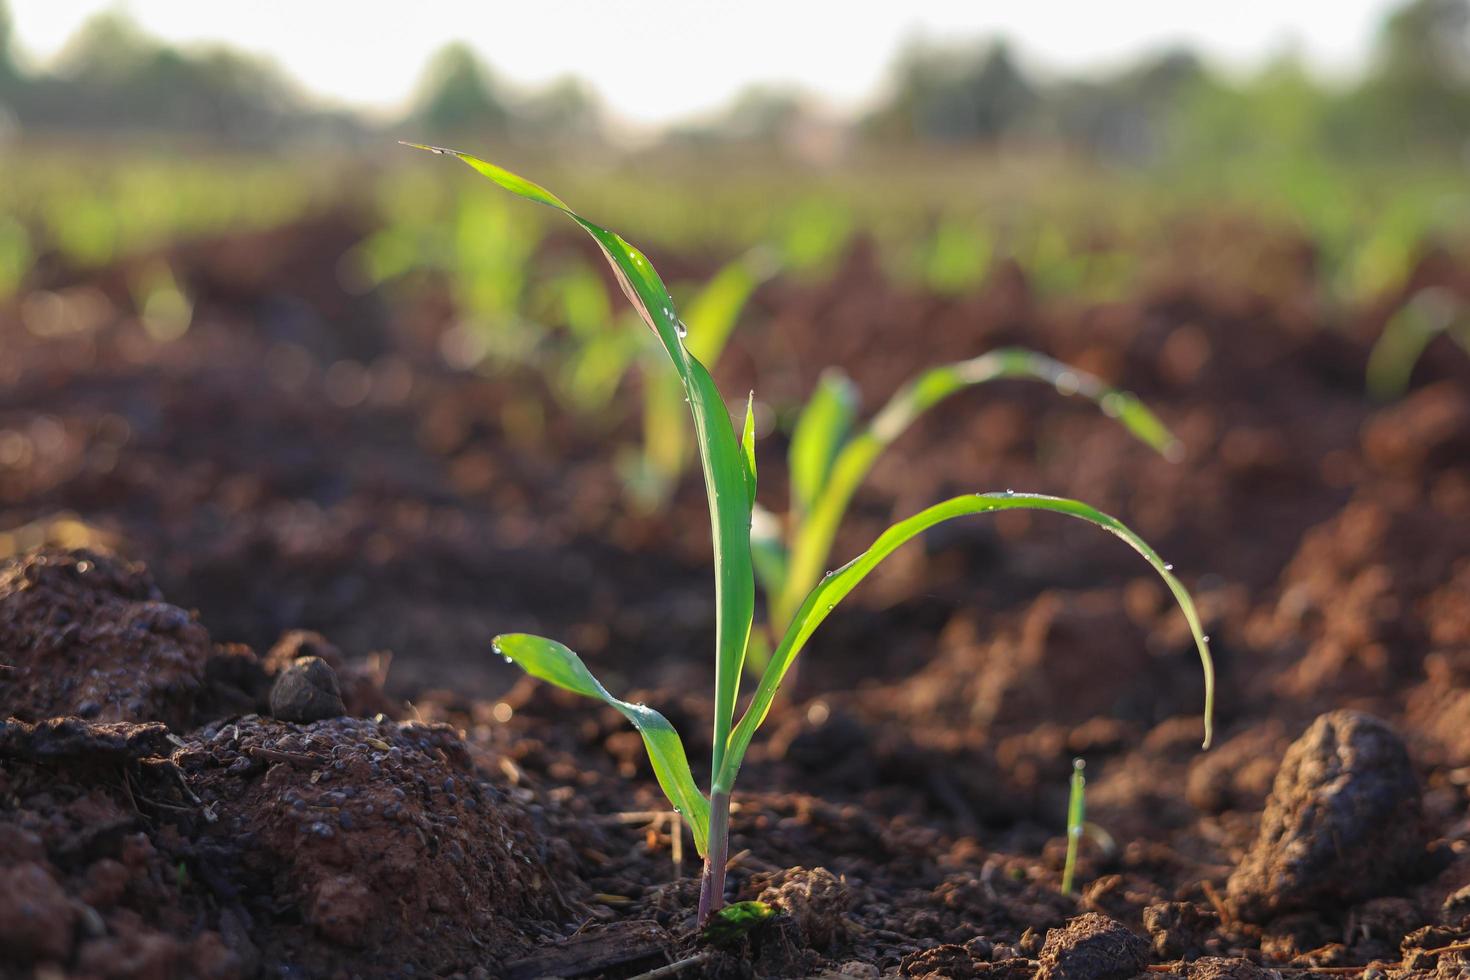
[2,212,1469,978]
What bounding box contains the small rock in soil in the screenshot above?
[756,866,852,951]
[1226,711,1430,922]
[1036,912,1149,980]
[265,629,395,718]
[269,656,346,722]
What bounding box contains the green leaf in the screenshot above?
[701,900,776,947]
[788,369,859,518]
[775,347,1181,629]
[683,248,778,367]
[740,392,757,507]
[723,492,1215,790]
[493,634,711,855]
[412,145,755,790]
[749,503,789,600]
[1365,288,1470,401]
[637,249,777,502]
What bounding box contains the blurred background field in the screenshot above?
[1,0,1468,310]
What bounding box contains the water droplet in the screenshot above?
[1164,563,1174,572]
[1004,488,1015,496]
[1201,635,1211,644]
[675,319,689,339]
[502,655,512,664]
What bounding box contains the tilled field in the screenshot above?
[2,214,1469,978]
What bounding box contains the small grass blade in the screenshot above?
[493,633,711,854]
[775,347,1181,628]
[724,491,1215,789]
[411,145,755,790]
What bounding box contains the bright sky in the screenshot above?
[8,0,1401,126]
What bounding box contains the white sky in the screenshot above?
[7,1,1400,126]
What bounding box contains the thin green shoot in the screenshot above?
[1366,287,1470,401]
[1060,758,1086,896]
[409,143,1215,925]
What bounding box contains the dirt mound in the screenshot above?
[175,714,581,974]
[0,549,214,728]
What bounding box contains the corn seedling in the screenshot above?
[1060,758,1086,896]
[759,347,1184,643]
[1366,287,1470,401]
[407,143,1216,925]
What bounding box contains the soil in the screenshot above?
[2,212,1469,978]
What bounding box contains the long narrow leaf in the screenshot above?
[775,347,1181,628]
[409,145,755,783]
[640,250,776,500]
[722,492,1215,790]
[788,369,859,518]
[494,634,711,854]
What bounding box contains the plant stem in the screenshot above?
[1061,758,1086,896]
[696,789,731,924]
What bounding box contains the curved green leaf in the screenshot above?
[722,491,1215,791]
[410,145,755,785]
[774,347,1181,629]
[494,633,711,855]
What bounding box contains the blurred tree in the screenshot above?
[1047,48,1207,162]
[0,0,18,84]
[519,76,603,143]
[668,84,808,146]
[14,10,303,142]
[1351,0,1470,153]
[410,43,511,138]
[865,39,1038,143]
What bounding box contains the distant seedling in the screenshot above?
[755,346,1183,658]
[407,143,1215,925]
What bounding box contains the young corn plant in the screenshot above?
[407,143,1216,925]
[756,346,1184,654]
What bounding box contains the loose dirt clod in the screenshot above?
[1184,957,1283,979]
[1143,901,1220,959]
[0,549,212,728]
[1036,912,1149,980]
[1226,710,1430,922]
[268,655,346,722]
[756,866,852,951]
